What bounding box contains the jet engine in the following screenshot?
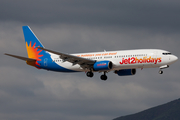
[93,61,113,71]
[115,69,136,76]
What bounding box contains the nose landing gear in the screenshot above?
[159,69,163,74]
[159,65,169,74]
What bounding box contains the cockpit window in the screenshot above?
[162,53,171,55]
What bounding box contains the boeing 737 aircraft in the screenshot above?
[5,26,178,80]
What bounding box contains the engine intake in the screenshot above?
[93,61,113,71]
[115,69,136,76]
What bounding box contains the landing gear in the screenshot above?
[86,71,108,80]
[100,72,107,81]
[159,69,163,74]
[86,71,94,77]
[159,65,169,74]
[101,75,107,81]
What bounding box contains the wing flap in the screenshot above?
[37,47,95,68]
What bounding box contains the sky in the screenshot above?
[0,0,180,120]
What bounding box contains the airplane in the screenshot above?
[5,26,178,81]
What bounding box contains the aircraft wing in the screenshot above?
[4,53,36,62]
[37,47,96,69]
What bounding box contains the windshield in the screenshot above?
[162,53,171,55]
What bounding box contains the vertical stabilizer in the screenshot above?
[22,26,44,60]
[22,26,49,68]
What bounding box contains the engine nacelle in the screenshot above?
[93,61,113,71]
[115,69,136,76]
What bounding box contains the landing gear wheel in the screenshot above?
[159,70,163,74]
[100,75,107,81]
[86,72,94,77]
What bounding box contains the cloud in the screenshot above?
[0,1,180,120]
[1,21,180,120]
[0,0,180,31]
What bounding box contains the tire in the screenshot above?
[87,72,94,77]
[100,75,107,81]
[159,70,163,74]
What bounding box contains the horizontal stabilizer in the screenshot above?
[4,53,36,62]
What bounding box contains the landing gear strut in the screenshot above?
[100,72,107,81]
[159,65,169,74]
[86,71,94,77]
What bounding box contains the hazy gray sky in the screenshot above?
[0,0,180,120]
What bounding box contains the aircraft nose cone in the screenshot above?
[172,55,178,62]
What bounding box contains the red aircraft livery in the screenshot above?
[120,56,162,65]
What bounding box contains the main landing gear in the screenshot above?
[86,71,108,81]
[86,71,94,77]
[100,72,107,81]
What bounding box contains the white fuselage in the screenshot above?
[49,49,178,72]
[5,26,178,80]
